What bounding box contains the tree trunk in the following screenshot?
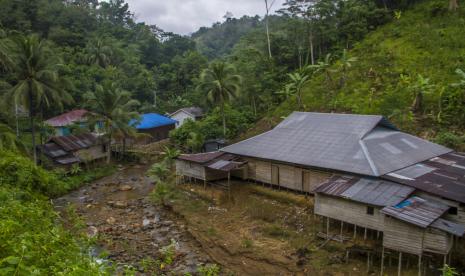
[449,0,458,10]
[309,29,315,65]
[265,0,272,59]
[28,90,37,165]
[411,91,423,113]
[221,104,226,138]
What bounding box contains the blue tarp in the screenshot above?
[131,113,177,130]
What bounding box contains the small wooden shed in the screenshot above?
[175,152,247,184]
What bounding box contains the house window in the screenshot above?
[366,206,374,215]
[448,207,458,215]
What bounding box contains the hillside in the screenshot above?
[271,0,465,146]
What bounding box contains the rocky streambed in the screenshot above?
[53,165,212,274]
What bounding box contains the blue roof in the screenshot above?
[131,113,177,130]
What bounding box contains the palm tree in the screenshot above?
[197,62,242,137]
[7,34,73,164]
[84,82,139,164]
[0,28,13,71]
[85,38,113,67]
[0,123,26,153]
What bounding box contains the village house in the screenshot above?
[169,107,203,128]
[45,109,91,136]
[130,113,177,144]
[175,112,465,273]
[39,133,106,168]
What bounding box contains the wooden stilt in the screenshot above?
[326,217,330,239]
[364,228,367,240]
[367,252,371,272]
[354,225,357,239]
[345,249,349,263]
[204,179,207,189]
[398,252,402,276]
[443,254,447,266]
[340,221,343,237]
[418,254,422,276]
[380,246,385,276]
[377,230,380,240]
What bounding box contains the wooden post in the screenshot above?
[354,225,357,239]
[380,246,385,276]
[340,221,344,237]
[204,179,207,189]
[418,254,422,276]
[367,252,371,272]
[326,217,330,239]
[398,252,402,276]
[228,172,231,201]
[364,228,367,240]
[377,230,380,240]
[345,249,349,263]
[443,254,447,266]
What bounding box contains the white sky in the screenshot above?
[125,0,286,35]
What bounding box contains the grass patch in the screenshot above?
[262,224,291,239]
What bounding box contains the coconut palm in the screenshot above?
[84,82,139,163]
[0,123,27,153]
[0,28,13,71]
[7,34,73,164]
[85,38,113,67]
[197,62,242,137]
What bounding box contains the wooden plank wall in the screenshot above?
[383,216,424,255]
[205,168,228,181]
[314,194,385,231]
[423,228,451,254]
[245,158,330,193]
[175,160,206,180]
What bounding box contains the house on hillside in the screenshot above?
[130,113,177,144]
[175,111,465,271]
[45,109,101,136]
[39,133,106,168]
[170,107,203,128]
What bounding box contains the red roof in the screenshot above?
[45,109,89,127]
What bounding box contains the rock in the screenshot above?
[119,185,132,191]
[106,217,116,224]
[113,201,128,208]
[143,218,151,227]
[87,226,98,237]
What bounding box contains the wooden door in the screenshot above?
[271,165,279,186]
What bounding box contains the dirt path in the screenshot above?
[53,165,211,274]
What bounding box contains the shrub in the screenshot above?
[197,264,220,276]
[434,131,465,151]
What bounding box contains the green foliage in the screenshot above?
[197,264,220,276]
[441,264,459,276]
[148,162,170,184]
[434,131,465,151]
[0,151,106,274]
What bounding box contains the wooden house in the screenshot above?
[221,112,450,194]
[39,133,106,168]
[45,109,102,136]
[169,107,203,128]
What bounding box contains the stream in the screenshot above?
[53,165,211,274]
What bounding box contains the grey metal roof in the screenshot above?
[381,196,449,228]
[383,152,465,203]
[171,107,204,118]
[222,112,451,176]
[314,175,414,206]
[430,218,465,237]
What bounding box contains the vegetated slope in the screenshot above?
[272,0,465,140]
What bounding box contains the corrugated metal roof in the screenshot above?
[42,143,68,158]
[131,113,177,130]
[178,151,225,164]
[49,133,99,152]
[45,109,88,127]
[430,218,465,237]
[55,156,81,165]
[171,107,203,118]
[384,152,465,203]
[221,112,450,177]
[314,175,414,206]
[381,196,449,228]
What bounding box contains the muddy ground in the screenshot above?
[53,164,428,275]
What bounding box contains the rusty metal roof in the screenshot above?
[45,109,89,127]
[55,156,81,165]
[178,151,225,163]
[41,143,68,158]
[383,152,465,203]
[48,133,99,152]
[222,112,451,177]
[314,175,414,206]
[381,196,449,228]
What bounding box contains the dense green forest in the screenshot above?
[0,0,464,273]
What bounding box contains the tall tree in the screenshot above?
[84,82,139,163]
[264,0,276,59]
[197,62,242,137]
[85,38,113,67]
[7,34,73,164]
